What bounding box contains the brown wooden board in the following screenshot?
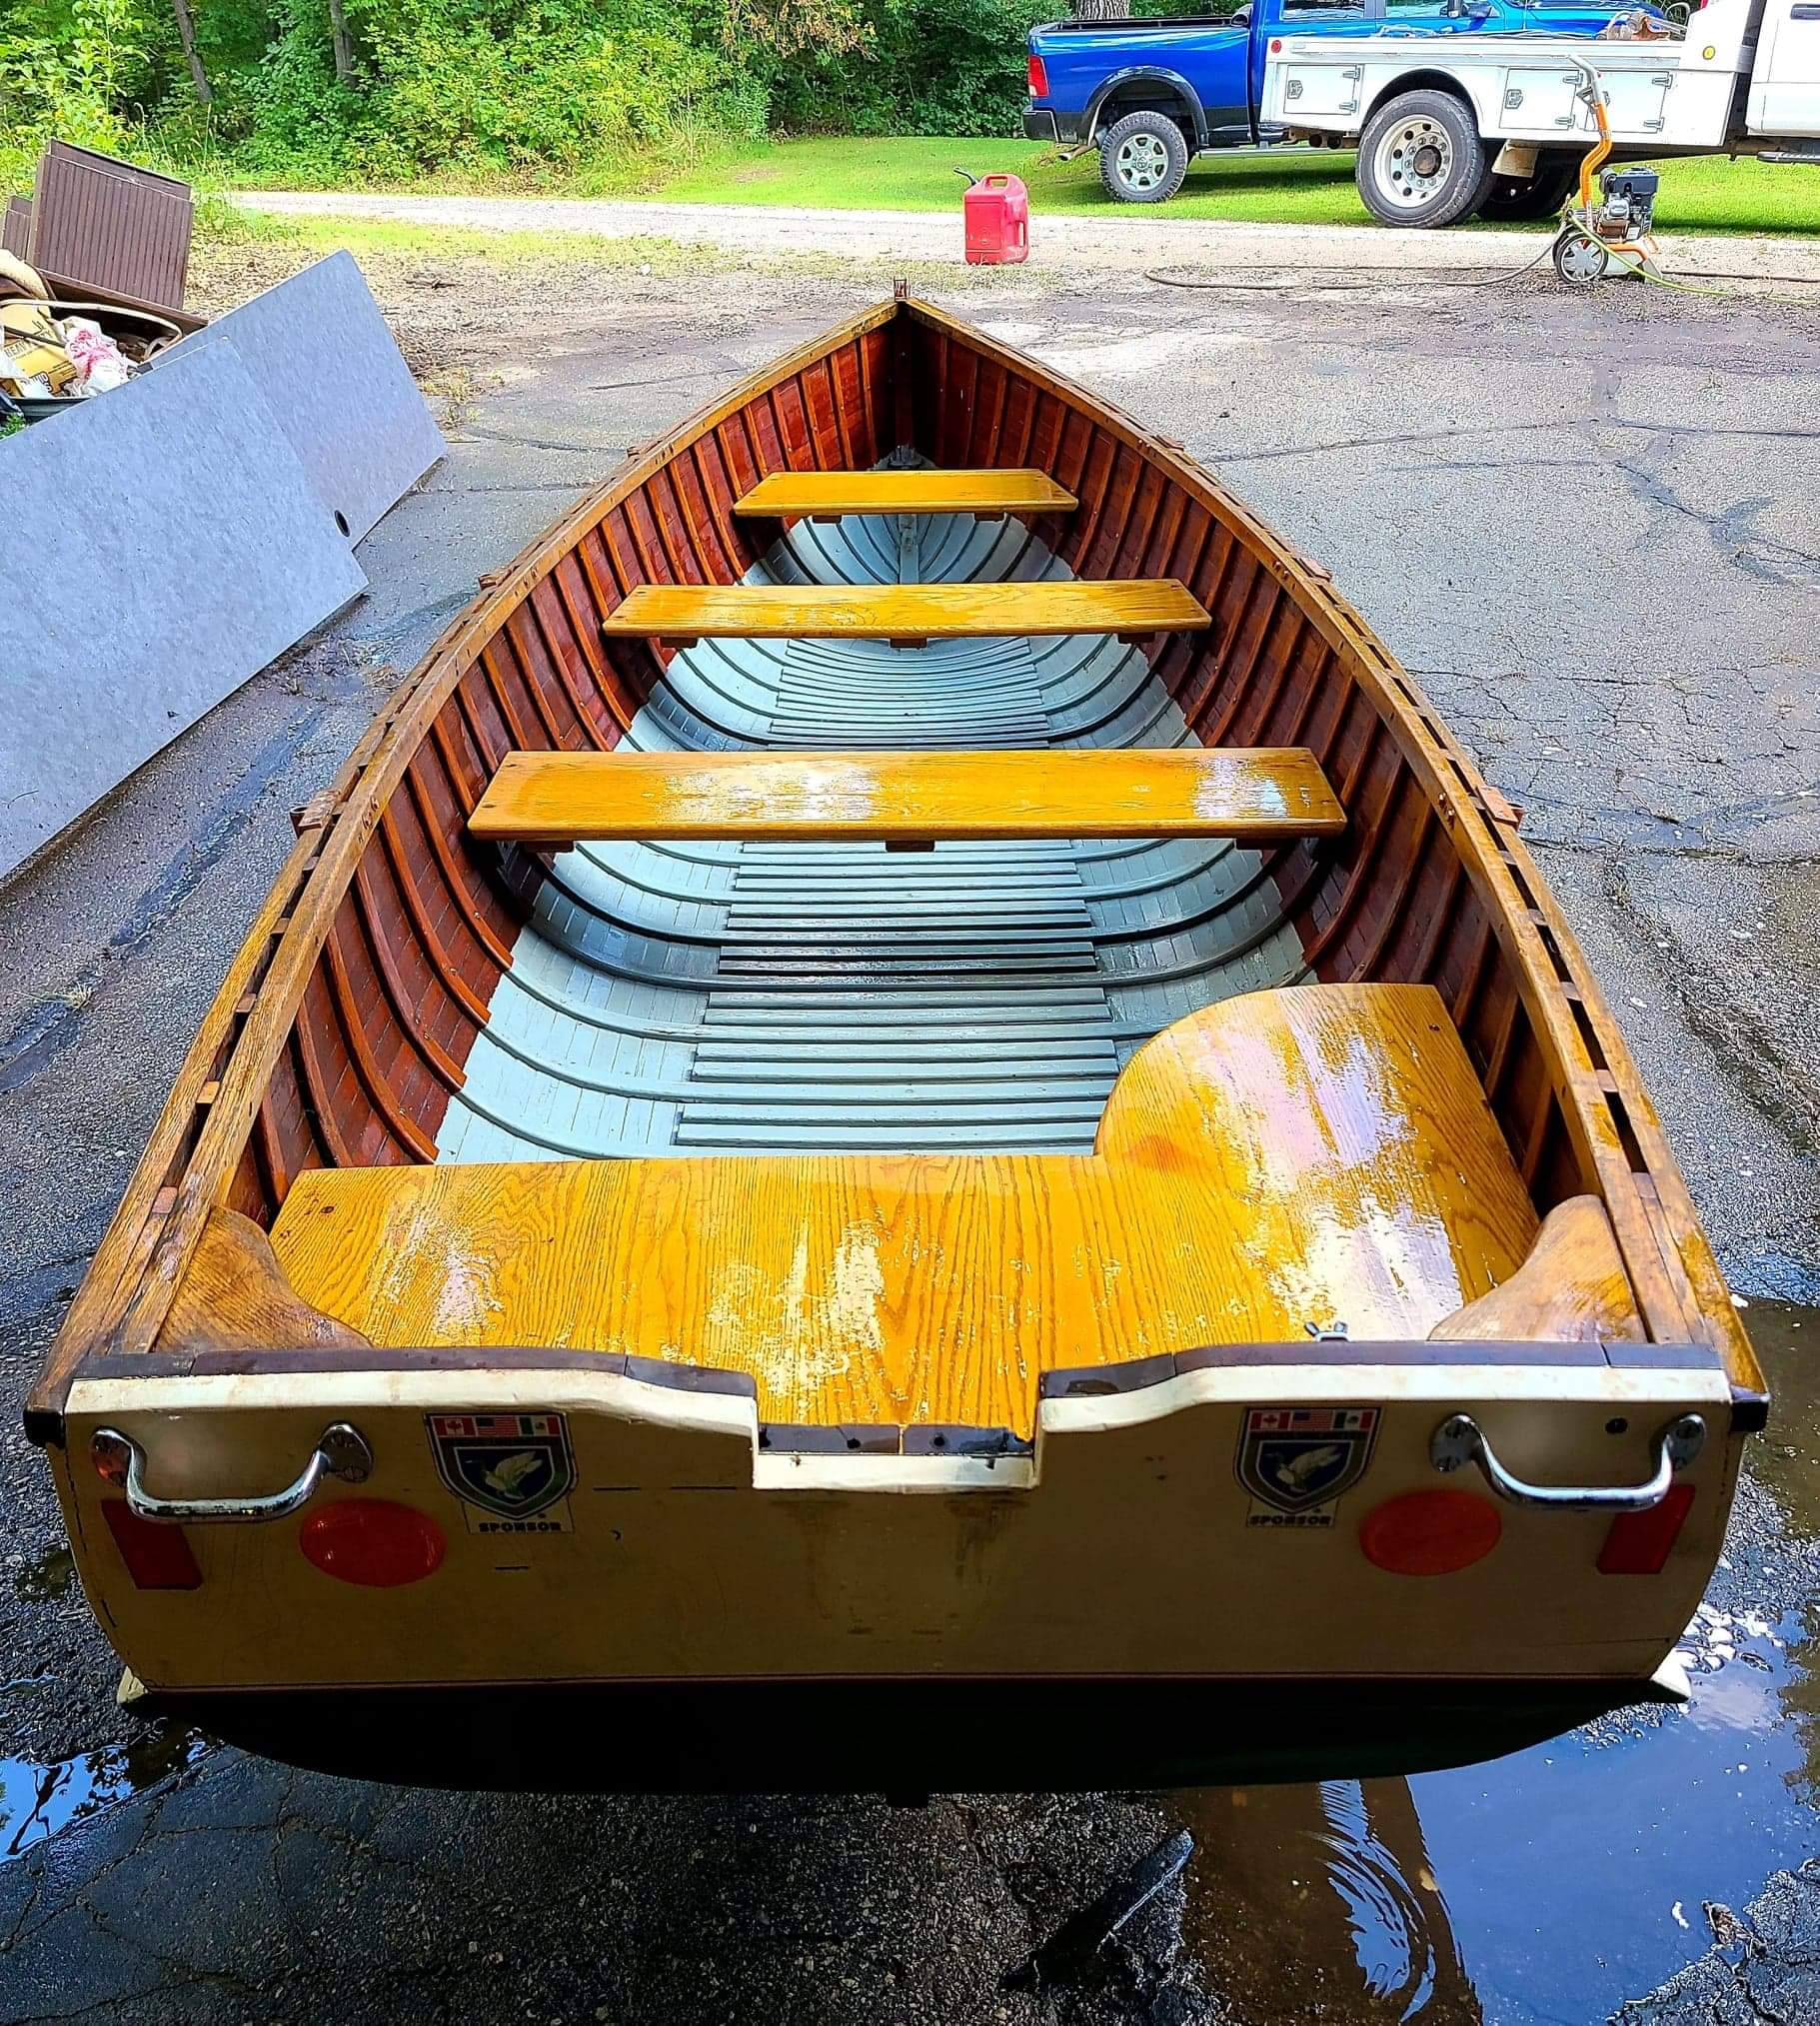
[27,143,192,311]
[1,197,30,260]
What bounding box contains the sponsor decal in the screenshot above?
[428,1412,576,1534]
[1236,1405,1379,1528]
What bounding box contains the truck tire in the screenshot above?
[1477,154,1580,223]
[1356,90,1493,229]
[1099,110,1190,204]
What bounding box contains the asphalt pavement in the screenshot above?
[1,255,1817,2022]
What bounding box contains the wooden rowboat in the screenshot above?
[29,295,1764,1792]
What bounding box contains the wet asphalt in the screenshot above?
[1,257,1817,2022]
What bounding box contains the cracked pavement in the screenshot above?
[1,253,1817,2022]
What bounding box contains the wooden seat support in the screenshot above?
[600,579,1209,648]
[266,986,1542,1436]
[468,748,1346,848]
[734,469,1076,520]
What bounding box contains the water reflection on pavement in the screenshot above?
[1164,1300,1820,2023]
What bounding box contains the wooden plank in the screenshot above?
[599,579,1209,643]
[469,747,1345,845]
[269,986,1540,1436]
[734,468,1076,518]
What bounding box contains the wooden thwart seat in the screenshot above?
[264,986,1553,1438]
[734,468,1076,519]
[468,747,1345,847]
[600,579,1209,647]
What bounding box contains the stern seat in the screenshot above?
[263,985,1560,1437]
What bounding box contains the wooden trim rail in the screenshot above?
[734,468,1077,519]
[599,580,1209,647]
[468,748,1346,846]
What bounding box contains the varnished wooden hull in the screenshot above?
[29,298,1761,1781]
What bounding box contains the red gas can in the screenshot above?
[963,174,1029,266]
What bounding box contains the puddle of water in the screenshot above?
[1171,1300,1820,2023]
[0,1727,208,1865]
[13,1546,74,1602]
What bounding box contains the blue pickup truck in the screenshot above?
[1024,0,1632,213]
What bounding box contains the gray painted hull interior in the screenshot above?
[439,496,1308,1162]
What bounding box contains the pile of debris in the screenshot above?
[0,253,179,421]
[1,142,204,429]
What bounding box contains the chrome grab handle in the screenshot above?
[92,1423,372,1524]
[1430,1411,1704,1512]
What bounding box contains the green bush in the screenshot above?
[344,0,767,176]
[0,0,139,193]
[764,0,1055,135]
[3,0,1066,192]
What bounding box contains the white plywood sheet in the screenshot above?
[0,345,368,883]
[162,250,444,542]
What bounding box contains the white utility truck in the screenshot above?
[1260,0,1820,243]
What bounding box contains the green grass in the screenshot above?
[191,206,1003,300]
[641,132,1820,236]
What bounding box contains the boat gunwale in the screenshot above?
[24,295,1761,1442]
[58,1332,1736,1462]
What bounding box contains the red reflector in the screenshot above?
[300,1499,446,1587]
[1027,53,1048,99]
[1359,1489,1501,1576]
[1270,37,1282,51]
[102,1498,203,1590]
[1598,1483,1695,1575]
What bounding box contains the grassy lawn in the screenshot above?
[649,133,1820,235]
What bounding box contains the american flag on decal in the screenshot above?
[1246,1406,1378,1436]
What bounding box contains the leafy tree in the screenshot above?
[3,0,1068,187]
[169,0,212,102]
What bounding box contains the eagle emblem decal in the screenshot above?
[1236,1406,1379,1528]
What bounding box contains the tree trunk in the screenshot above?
[327,0,356,83]
[1071,0,1132,16]
[169,0,213,105]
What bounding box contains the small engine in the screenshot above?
[1591,166,1659,241]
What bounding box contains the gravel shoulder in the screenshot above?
[237,189,1820,283]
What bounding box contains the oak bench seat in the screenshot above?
[734,468,1076,519]
[265,986,1547,1437]
[599,579,1209,647]
[467,748,1346,847]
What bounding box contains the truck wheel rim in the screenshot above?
[1375,117,1453,210]
[1117,133,1170,192]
